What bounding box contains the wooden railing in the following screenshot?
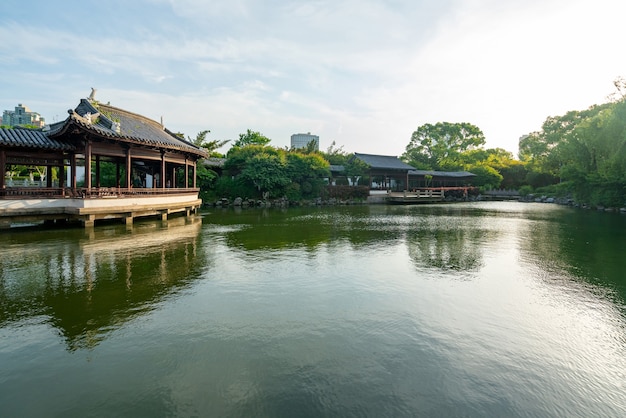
[0,187,200,199]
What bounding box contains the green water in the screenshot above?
[1,202,625,417]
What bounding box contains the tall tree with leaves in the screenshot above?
[190,130,230,156]
[189,130,230,200]
[402,122,486,170]
[231,129,271,148]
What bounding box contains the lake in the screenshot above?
[1,202,625,417]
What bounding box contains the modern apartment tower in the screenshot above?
[290,132,319,151]
[2,104,45,128]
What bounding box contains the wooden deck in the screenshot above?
[0,188,202,228]
[386,189,446,204]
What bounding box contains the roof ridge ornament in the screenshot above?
[84,112,100,125]
[88,87,97,102]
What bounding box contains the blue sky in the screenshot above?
[2,0,625,157]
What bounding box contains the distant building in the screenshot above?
[290,132,319,151]
[2,104,46,128]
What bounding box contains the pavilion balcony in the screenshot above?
[0,187,200,199]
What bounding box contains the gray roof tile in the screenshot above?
[353,153,416,170]
[47,99,207,157]
[408,170,476,178]
[0,127,75,150]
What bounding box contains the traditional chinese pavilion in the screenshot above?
[0,91,207,228]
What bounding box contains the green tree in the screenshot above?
[284,152,330,199]
[320,141,349,165]
[240,151,290,196]
[187,130,230,201]
[344,155,370,186]
[402,122,486,170]
[191,129,230,157]
[467,165,503,190]
[232,129,271,148]
[225,145,289,198]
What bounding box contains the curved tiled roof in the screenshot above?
[47,99,207,158]
[353,153,416,171]
[409,170,476,178]
[0,127,75,151]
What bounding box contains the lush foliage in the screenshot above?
[402,122,486,170]
[232,129,272,148]
[200,79,626,208]
[518,83,626,206]
[221,140,331,200]
[191,129,230,157]
[400,122,525,190]
[319,141,370,186]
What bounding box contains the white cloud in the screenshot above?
[2,0,626,156]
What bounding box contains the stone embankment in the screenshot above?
[206,193,626,213]
[208,196,366,208]
[521,194,626,213]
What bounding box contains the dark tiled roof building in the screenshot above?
[1,92,207,227]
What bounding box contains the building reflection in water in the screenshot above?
[0,217,205,351]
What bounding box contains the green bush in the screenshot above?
[326,185,370,200]
[518,185,533,197]
[285,183,302,201]
[213,176,257,199]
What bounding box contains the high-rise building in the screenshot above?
[2,104,45,128]
[290,132,319,151]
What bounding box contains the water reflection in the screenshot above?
[0,217,204,350]
[406,226,485,272]
[519,207,626,308]
[205,206,408,252]
[1,203,626,416]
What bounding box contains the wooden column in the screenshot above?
[85,141,92,190]
[192,162,197,188]
[126,149,132,189]
[71,153,77,189]
[46,166,53,188]
[59,161,65,188]
[184,158,189,189]
[95,155,101,188]
[161,152,166,189]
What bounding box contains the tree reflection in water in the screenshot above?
[0,217,205,351]
[406,217,489,273]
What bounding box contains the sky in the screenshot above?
[2,0,626,157]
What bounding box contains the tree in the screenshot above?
[191,129,229,157]
[224,145,289,198]
[320,141,349,165]
[240,151,290,196]
[402,122,486,170]
[232,129,271,148]
[285,152,330,199]
[186,130,230,200]
[467,165,503,190]
[343,155,370,186]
